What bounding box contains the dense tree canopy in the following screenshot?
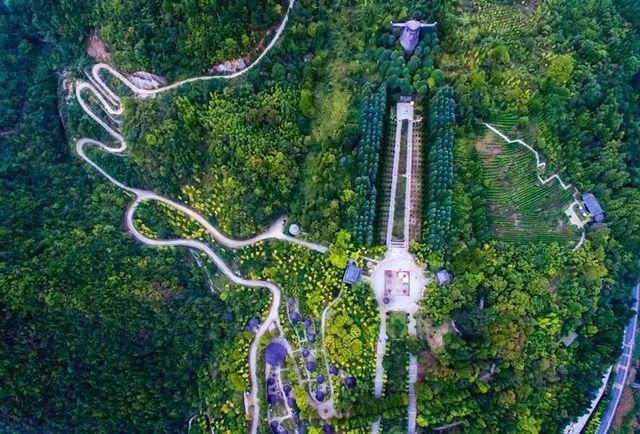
[0,4,267,432]
[2,0,640,432]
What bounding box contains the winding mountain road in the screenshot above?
[70,2,334,433]
[88,0,295,97]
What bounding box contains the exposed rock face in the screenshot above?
[86,30,112,63]
[60,71,75,100]
[210,58,247,74]
[128,71,167,90]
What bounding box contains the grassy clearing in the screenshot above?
[388,312,409,340]
[310,60,353,145]
[384,312,409,395]
[476,129,578,245]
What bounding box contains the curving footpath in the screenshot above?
[596,284,640,434]
[484,123,573,191]
[70,1,334,433]
[483,123,586,251]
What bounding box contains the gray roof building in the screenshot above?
[582,193,605,223]
[289,223,300,236]
[436,269,451,285]
[342,260,362,285]
[560,331,579,347]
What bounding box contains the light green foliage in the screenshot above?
[300,88,314,117]
[311,84,352,145]
[328,230,353,269]
[475,129,578,245]
[546,53,575,85]
[125,86,304,237]
[325,282,378,395]
[238,241,344,317]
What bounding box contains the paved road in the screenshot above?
[596,284,639,434]
[124,196,285,434]
[386,110,403,248]
[407,355,418,434]
[70,2,337,432]
[385,101,415,250]
[564,367,612,434]
[87,0,295,98]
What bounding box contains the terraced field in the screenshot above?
[477,129,579,245]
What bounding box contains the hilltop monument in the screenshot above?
[391,19,437,56]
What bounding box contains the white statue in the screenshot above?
[391,19,437,55]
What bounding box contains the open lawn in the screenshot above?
[388,312,408,340]
[384,312,409,395]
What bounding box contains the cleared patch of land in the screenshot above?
[476,129,578,245]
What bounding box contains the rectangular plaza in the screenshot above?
[384,269,411,297]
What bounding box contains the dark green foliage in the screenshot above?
[48,0,285,79]
[0,5,265,432]
[334,393,407,432]
[378,32,440,96]
[450,139,491,249]
[418,241,630,431]
[424,86,456,251]
[352,86,387,246]
[3,0,640,432]
[383,313,409,395]
[123,85,305,237]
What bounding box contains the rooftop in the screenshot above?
[436,269,452,285]
[560,331,579,347]
[289,223,300,236]
[343,260,362,285]
[582,193,605,223]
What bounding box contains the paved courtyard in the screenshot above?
[371,250,428,312]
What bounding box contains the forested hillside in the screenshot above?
[423,0,640,430]
[0,3,265,432]
[30,0,286,79]
[2,0,640,432]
